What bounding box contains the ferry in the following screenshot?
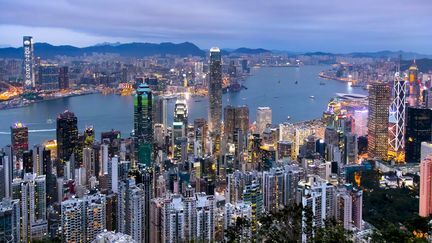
[309,95,315,99]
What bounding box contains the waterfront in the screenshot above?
[0,65,366,146]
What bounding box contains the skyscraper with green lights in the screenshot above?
[134,83,153,167]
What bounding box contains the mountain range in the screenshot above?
[0,42,271,59]
[0,41,430,61]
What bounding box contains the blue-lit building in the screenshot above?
[134,83,153,167]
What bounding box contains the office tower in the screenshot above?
[10,122,28,159]
[194,118,207,156]
[208,47,222,135]
[353,109,368,137]
[23,36,35,89]
[0,148,13,199]
[32,144,51,176]
[61,197,85,242]
[224,105,249,141]
[407,60,420,106]
[344,133,358,164]
[367,83,391,159]
[93,231,137,243]
[117,179,145,243]
[58,66,69,90]
[134,83,153,166]
[56,110,78,164]
[0,198,20,243]
[256,107,272,134]
[175,97,188,130]
[420,155,432,217]
[153,95,167,127]
[12,173,48,242]
[38,63,59,90]
[405,107,432,163]
[389,72,407,161]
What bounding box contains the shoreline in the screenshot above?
[0,90,99,111]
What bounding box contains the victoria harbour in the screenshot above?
[0,65,365,146]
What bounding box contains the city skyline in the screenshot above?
[1,0,432,53]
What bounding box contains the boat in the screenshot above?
[295,81,298,84]
[309,95,315,99]
[287,116,291,120]
[278,80,281,83]
[194,99,202,102]
[319,81,326,85]
[46,119,53,124]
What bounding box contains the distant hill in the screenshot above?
[0,42,206,59]
[230,48,271,55]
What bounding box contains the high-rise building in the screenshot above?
[32,144,51,176]
[407,60,420,106]
[389,72,407,161]
[12,173,48,242]
[256,107,272,134]
[208,47,222,135]
[405,107,432,163]
[134,83,153,167]
[23,36,35,89]
[152,192,215,242]
[38,63,59,90]
[61,197,85,243]
[0,198,20,243]
[224,105,249,142]
[353,109,368,137]
[58,66,69,90]
[420,155,432,217]
[61,193,107,242]
[0,147,13,199]
[56,110,78,164]
[10,122,28,159]
[224,202,252,239]
[117,179,145,243]
[367,83,391,159]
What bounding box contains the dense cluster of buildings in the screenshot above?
[1,35,432,242]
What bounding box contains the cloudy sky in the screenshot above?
[1,0,431,53]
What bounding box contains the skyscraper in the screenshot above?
[389,71,407,161]
[208,47,222,134]
[224,105,249,142]
[12,173,48,242]
[23,36,35,89]
[38,63,59,90]
[405,107,432,163]
[134,83,153,166]
[56,110,78,166]
[407,60,420,106]
[367,83,391,159]
[0,198,20,243]
[256,107,272,134]
[10,122,28,159]
[420,154,432,217]
[58,66,69,90]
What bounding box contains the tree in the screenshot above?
[225,217,252,243]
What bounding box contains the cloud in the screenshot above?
[0,0,431,52]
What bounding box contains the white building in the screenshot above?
[256,107,272,134]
